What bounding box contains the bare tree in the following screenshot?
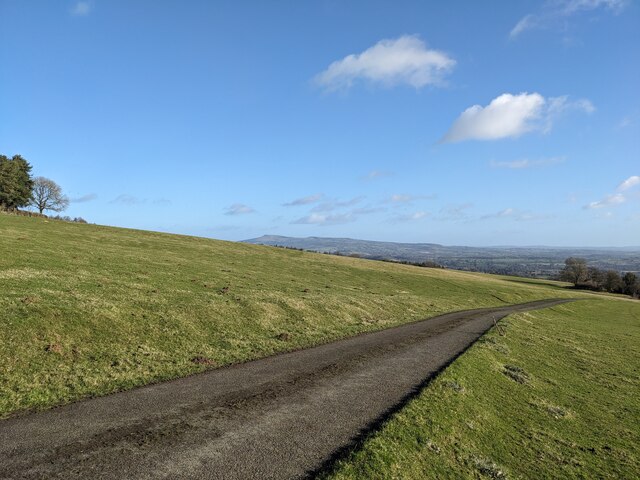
[30,177,69,214]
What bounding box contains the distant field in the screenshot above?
[0,214,589,417]
[324,298,640,479]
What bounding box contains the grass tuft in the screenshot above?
[502,364,530,384]
[472,456,508,479]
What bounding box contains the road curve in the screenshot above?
[0,298,574,479]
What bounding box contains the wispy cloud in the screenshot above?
[70,1,91,16]
[585,175,640,209]
[282,193,324,207]
[291,213,355,226]
[585,193,626,209]
[387,193,436,204]
[70,193,97,203]
[490,156,566,169]
[109,194,170,206]
[389,211,430,223]
[311,196,365,213]
[510,0,628,38]
[545,96,595,126]
[291,202,383,226]
[618,176,640,192]
[482,208,517,220]
[363,170,394,181]
[618,113,637,129]
[110,194,144,205]
[225,203,255,215]
[314,35,455,91]
[441,92,593,143]
[352,206,386,215]
[481,208,551,221]
[389,194,413,203]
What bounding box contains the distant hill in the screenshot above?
[243,235,640,278]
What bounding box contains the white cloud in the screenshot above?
[70,1,91,16]
[110,194,144,205]
[389,194,413,203]
[585,175,639,209]
[291,213,355,226]
[389,211,430,223]
[315,35,455,91]
[225,203,255,215]
[291,202,383,226]
[443,93,544,142]
[352,206,386,215]
[618,114,636,129]
[510,0,628,38]
[70,193,98,203]
[410,211,428,220]
[617,176,640,192]
[109,194,169,206]
[545,96,595,123]
[490,156,566,169]
[562,0,628,15]
[442,92,593,143]
[481,207,551,221]
[387,193,436,203]
[482,208,516,219]
[498,208,516,218]
[282,194,324,206]
[311,196,364,213]
[510,15,537,38]
[585,193,626,209]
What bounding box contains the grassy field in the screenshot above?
[0,214,589,417]
[324,298,640,479]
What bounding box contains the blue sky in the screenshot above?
[1,0,638,246]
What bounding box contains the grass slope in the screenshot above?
[324,298,640,479]
[1,214,582,417]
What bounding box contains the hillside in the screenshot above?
[1,214,584,417]
[244,235,640,278]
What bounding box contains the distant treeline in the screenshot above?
[560,257,639,297]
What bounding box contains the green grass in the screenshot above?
[324,298,640,479]
[0,214,586,417]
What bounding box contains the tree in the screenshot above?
[560,257,588,286]
[0,154,33,209]
[603,270,623,294]
[622,272,640,297]
[586,266,605,290]
[30,177,69,214]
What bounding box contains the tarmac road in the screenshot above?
[0,298,574,479]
